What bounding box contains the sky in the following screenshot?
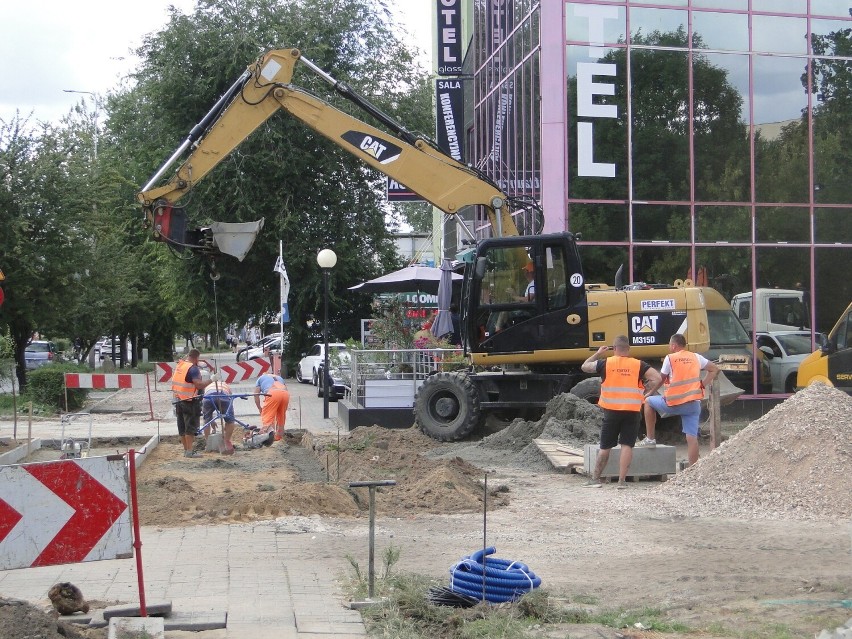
[0,0,433,127]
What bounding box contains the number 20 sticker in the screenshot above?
[570,273,584,287]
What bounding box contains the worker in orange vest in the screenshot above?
[641,333,719,467]
[171,349,213,458]
[254,372,290,442]
[581,335,662,488]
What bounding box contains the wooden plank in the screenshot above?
[533,439,585,473]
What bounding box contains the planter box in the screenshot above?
[363,379,423,408]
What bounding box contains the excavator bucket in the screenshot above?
[209,220,265,261]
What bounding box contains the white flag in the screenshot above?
[273,255,286,275]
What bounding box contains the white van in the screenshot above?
[731,289,808,334]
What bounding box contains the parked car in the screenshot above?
[757,331,824,394]
[100,337,132,362]
[316,359,350,401]
[296,343,348,386]
[25,340,58,370]
[244,335,286,361]
[94,336,109,357]
[236,332,282,362]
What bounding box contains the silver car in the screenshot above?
[25,340,58,370]
[756,331,823,394]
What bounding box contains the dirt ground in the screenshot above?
[8,386,852,638]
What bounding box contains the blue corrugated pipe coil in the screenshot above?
[449,546,542,603]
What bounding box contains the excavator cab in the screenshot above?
[464,233,588,361]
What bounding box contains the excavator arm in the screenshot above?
[137,48,520,268]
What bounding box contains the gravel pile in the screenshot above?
[634,383,852,521]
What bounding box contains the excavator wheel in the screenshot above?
[569,377,602,404]
[415,372,481,442]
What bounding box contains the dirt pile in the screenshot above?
[0,597,105,639]
[428,393,602,469]
[652,383,852,521]
[135,425,514,526]
[313,426,510,516]
[136,431,359,526]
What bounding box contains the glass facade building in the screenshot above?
[466,0,852,394]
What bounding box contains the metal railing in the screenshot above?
[346,348,465,408]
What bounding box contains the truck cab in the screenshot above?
[796,301,852,393]
[731,289,808,335]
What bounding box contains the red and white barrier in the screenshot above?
[64,373,147,389]
[220,359,270,384]
[0,457,131,570]
[64,373,154,420]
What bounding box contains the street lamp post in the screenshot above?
[317,248,337,418]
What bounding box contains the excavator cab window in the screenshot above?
[465,233,588,352]
[544,245,569,311]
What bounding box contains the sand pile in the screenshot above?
[653,383,852,521]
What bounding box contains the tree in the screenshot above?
[0,116,94,386]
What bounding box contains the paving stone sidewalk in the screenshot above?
[0,522,367,638]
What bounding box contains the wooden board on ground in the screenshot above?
[533,439,584,473]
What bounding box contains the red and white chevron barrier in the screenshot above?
[155,362,176,383]
[0,456,131,570]
[155,358,216,384]
[64,373,148,389]
[220,358,271,384]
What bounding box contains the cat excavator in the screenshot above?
[137,48,710,441]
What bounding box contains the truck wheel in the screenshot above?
[415,372,481,442]
[570,377,602,404]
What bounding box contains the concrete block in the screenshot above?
[108,616,164,639]
[59,612,93,625]
[583,444,676,478]
[88,611,107,628]
[163,610,227,631]
[0,439,42,466]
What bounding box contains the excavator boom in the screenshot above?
[137,48,519,263]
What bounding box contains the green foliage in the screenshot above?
[54,338,71,354]
[0,333,13,383]
[354,574,600,639]
[0,394,17,416]
[366,296,416,349]
[23,363,89,412]
[0,333,13,360]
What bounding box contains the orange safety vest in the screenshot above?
[171,360,198,401]
[664,351,703,406]
[205,381,231,396]
[598,356,644,412]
